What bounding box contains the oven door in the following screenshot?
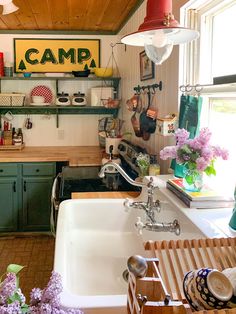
[50,173,61,236]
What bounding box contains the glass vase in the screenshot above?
[183,168,203,192]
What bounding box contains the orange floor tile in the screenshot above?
[0,235,55,302]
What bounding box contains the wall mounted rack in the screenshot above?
[133,81,162,94]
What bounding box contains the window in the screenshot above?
[180,0,236,192]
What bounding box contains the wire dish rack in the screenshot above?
[127,237,236,314]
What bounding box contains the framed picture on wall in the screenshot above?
[139,50,155,81]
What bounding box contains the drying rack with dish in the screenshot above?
[128,237,236,314]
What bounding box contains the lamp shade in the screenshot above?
[121,0,199,46]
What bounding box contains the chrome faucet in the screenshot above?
[98,161,146,188]
[124,177,161,223]
[135,217,181,236]
[98,161,181,236]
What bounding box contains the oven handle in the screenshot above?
[50,173,61,236]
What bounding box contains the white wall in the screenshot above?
[0,1,187,172]
[0,33,118,146]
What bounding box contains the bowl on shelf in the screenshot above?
[94,67,113,78]
[32,95,45,103]
[72,70,90,77]
[23,72,32,78]
[102,98,120,108]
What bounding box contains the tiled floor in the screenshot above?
[0,234,55,302]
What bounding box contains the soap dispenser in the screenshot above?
[229,186,236,230]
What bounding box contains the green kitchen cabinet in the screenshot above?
[22,177,53,231]
[0,163,19,232]
[21,162,56,231]
[0,162,56,232]
[0,177,18,231]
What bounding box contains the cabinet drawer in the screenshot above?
[0,163,18,176]
[22,163,55,176]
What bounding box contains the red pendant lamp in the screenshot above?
[121,0,199,64]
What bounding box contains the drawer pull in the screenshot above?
[23,181,26,192]
[13,181,16,192]
[0,169,3,173]
[36,169,40,172]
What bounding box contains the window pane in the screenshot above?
[207,98,236,190]
[212,3,236,77]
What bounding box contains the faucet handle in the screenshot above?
[124,198,134,212]
[135,217,145,235]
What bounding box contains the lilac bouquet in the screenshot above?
[160,127,228,178]
[0,265,83,314]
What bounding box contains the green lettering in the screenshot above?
[40,49,58,64]
[25,48,39,65]
[77,48,91,64]
[58,48,75,64]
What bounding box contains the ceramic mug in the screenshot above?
[3,111,13,121]
[183,268,233,311]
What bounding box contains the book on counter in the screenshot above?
[166,178,235,209]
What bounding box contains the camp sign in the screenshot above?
[14,38,100,73]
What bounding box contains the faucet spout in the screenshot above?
[145,219,181,236]
[98,161,145,188]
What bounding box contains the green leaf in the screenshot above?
[7,292,22,303]
[7,264,25,275]
[21,304,29,313]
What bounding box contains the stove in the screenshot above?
[57,140,147,200]
[51,140,147,232]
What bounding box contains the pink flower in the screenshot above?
[196,157,208,172]
[160,146,177,160]
[212,146,229,160]
[175,128,189,146]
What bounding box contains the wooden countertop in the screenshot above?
[0,146,103,166]
[72,191,140,199]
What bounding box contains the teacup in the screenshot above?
[183,268,233,310]
[32,95,45,103]
[3,111,13,121]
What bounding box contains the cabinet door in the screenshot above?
[0,178,18,231]
[22,177,53,231]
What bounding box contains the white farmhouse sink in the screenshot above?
[54,194,206,314]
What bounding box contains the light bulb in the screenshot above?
[152,31,168,48]
[144,43,173,65]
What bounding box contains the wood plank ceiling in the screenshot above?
[0,0,144,33]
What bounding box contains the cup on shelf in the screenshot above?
[3,111,13,122]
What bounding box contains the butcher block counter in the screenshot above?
[72,191,140,199]
[0,146,103,166]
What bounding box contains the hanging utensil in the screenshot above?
[131,94,143,137]
[140,89,157,141]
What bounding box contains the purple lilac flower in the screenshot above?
[160,146,177,160]
[41,271,63,304]
[30,288,42,306]
[175,128,190,146]
[196,157,209,172]
[201,147,213,163]
[0,273,17,304]
[212,146,229,160]
[0,300,21,313]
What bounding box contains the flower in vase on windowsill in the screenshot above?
[160,128,229,191]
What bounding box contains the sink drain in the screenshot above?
[122,269,129,282]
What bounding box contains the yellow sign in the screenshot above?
[14,39,100,73]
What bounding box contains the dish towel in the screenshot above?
[171,94,203,177]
